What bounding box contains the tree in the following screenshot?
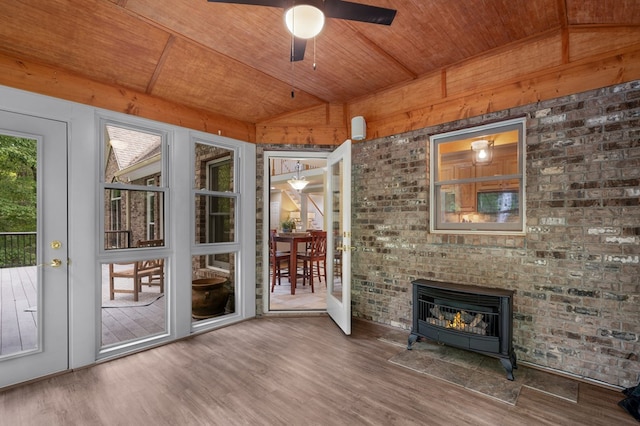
[0,135,37,232]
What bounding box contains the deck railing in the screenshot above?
[0,232,37,268]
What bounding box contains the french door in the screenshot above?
[0,110,68,388]
[326,140,352,335]
[264,141,352,333]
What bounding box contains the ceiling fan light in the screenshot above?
[285,4,325,39]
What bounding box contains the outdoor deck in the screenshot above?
[0,266,38,355]
[1,264,330,357]
[0,266,166,355]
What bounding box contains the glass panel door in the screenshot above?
[326,140,351,335]
[0,110,68,388]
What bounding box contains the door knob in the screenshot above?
[38,258,64,268]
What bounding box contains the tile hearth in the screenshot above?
[380,329,579,405]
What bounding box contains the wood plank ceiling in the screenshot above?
[0,0,638,125]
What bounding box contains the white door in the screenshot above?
[326,140,351,335]
[0,110,68,388]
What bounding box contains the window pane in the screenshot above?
[101,260,166,347]
[195,194,235,244]
[194,143,234,192]
[439,182,477,213]
[104,189,165,250]
[191,254,235,323]
[0,134,38,357]
[103,125,163,186]
[437,182,520,224]
[431,118,525,233]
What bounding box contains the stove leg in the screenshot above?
[500,358,515,381]
[407,333,418,350]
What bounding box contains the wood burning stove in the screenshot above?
[408,279,517,380]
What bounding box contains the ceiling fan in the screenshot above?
[207,0,397,61]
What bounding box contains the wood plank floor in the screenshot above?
[101,298,166,346]
[0,317,634,425]
[0,266,37,355]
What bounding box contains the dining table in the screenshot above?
[273,232,312,295]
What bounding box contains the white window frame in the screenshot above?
[429,117,526,234]
[205,155,233,270]
[190,136,243,332]
[98,118,169,253]
[146,177,157,240]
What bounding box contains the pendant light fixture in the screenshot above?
[471,140,494,165]
[288,161,309,191]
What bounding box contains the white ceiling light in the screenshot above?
[284,3,325,39]
[288,161,309,191]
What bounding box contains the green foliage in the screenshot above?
[0,234,36,267]
[281,218,296,230]
[0,134,37,232]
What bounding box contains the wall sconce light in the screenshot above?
[471,140,494,165]
[288,161,309,191]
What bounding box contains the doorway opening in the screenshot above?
[263,141,351,334]
[266,153,329,311]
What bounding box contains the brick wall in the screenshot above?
[351,80,640,388]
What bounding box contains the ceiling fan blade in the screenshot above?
[290,37,307,62]
[206,0,286,7]
[324,0,397,25]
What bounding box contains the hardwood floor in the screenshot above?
[0,317,634,425]
[269,274,327,310]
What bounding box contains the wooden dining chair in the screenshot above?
[270,230,290,292]
[297,231,327,292]
[109,239,165,301]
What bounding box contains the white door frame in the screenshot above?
[0,109,69,388]
[262,150,329,314]
[262,145,352,331]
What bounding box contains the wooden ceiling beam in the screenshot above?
[146,35,176,94]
